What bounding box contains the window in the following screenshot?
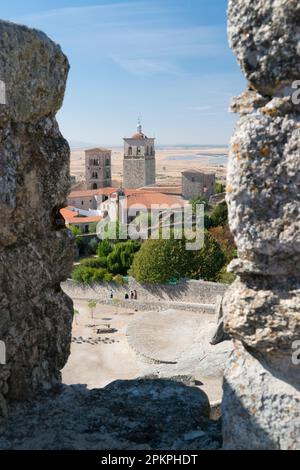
[137,146,141,156]
[128,146,132,156]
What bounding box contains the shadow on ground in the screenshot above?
[0,378,222,450]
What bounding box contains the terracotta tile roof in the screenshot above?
[126,192,185,209]
[131,132,147,140]
[60,207,102,224]
[69,187,117,198]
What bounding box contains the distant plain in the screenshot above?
[70,146,228,188]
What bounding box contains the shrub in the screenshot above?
[209,225,237,263]
[97,239,113,258]
[80,257,108,269]
[192,231,226,281]
[103,272,113,282]
[113,274,125,285]
[91,268,109,283]
[107,240,141,275]
[130,232,226,284]
[215,182,226,194]
[210,201,228,227]
[130,238,194,284]
[72,265,111,284]
[217,266,236,284]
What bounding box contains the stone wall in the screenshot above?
[63,277,227,307]
[0,20,74,415]
[222,0,300,450]
[182,171,215,200]
[85,148,112,190]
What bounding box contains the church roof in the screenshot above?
[85,147,111,154]
[131,132,148,140]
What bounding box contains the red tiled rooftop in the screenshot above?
[60,207,102,224]
[69,187,117,198]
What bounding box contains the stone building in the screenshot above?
[85,147,111,190]
[123,120,156,189]
[182,170,215,200]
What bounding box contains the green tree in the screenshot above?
[88,300,97,320]
[97,239,113,258]
[210,201,228,227]
[130,232,226,284]
[191,231,226,281]
[72,265,109,284]
[80,257,108,269]
[130,238,194,284]
[215,182,226,194]
[107,240,141,275]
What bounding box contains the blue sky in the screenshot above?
[2,0,245,146]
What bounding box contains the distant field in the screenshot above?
[70,145,228,187]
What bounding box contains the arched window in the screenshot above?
[128,146,132,156]
[92,183,98,190]
[137,146,141,156]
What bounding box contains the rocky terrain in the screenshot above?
[222,0,300,449]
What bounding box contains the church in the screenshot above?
[123,119,156,189]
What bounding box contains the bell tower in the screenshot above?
[123,119,156,189]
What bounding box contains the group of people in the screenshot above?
[109,290,138,301]
[125,290,138,301]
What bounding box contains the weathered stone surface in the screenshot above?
[0,20,73,414]
[0,117,71,246]
[228,0,300,96]
[227,114,300,275]
[0,20,69,124]
[222,344,300,450]
[0,380,221,450]
[223,0,300,450]
[223,276,300,381]
[210,296,231,346]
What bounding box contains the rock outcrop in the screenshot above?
[0,20,74,416]
[222,0,300,449]
[0,379,221,450]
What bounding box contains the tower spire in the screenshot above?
[137,116,142,134]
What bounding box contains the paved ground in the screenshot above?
[62,299,233,403]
